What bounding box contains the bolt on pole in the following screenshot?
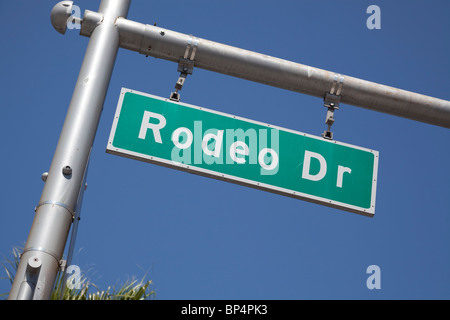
[8,0,131,300]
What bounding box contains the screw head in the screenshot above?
[62,166,72,176]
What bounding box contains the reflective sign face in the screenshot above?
[107,88,379,216]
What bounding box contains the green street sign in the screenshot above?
[107,88,379,216]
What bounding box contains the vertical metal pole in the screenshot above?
[8,0,131,300]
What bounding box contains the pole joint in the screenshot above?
[35,201,76,222]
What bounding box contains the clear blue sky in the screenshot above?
[1,0,449,299]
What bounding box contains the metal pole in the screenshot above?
[8,0,131,300]
[109,18,450,129]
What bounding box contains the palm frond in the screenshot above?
[106,276,155,300]
[0,247,21,298]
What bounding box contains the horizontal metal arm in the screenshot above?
[81,15,450,129]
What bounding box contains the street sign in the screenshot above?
[107,88,379,216]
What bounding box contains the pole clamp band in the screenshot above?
[329,73,344,96]
[183,34,199,62]
[35,201,75,220]
[22,247,60,264]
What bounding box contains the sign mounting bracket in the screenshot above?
[170,35,198,102]
[322,74,344,140]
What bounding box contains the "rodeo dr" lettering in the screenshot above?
[138,110,352,187]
